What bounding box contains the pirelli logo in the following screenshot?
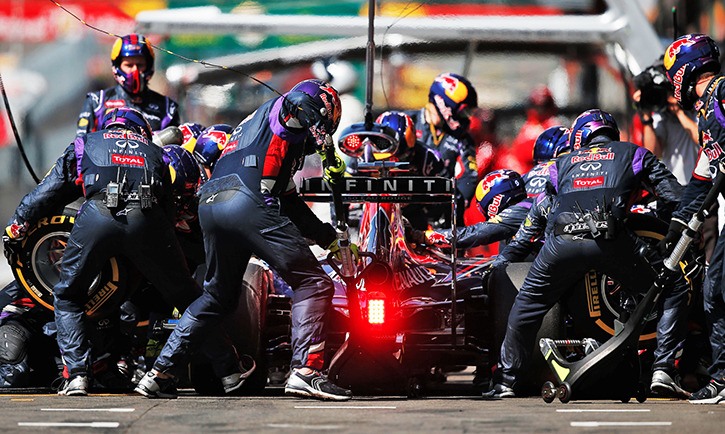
[85,281,119,316]
[585,270,601,318]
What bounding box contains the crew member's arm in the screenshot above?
[436,201,530,249]
[75,92,99,138]
[671,150,711,226]
[496,193,551,264]
[10,142,83,227]
[638,146,683,210]
[279,189,336,247]
[160,97,181,130]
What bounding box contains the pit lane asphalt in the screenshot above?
[1,389,722,433]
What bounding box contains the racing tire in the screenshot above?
[189,259,270,395]
[564,213,668,352]
[487,262,564,395]
[9,199,128,319]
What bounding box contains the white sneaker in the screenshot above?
[58,376,88,396]
[285,370,352,401]
[650,370,690,399]
[221,356,257,394]
[134,371,178,399]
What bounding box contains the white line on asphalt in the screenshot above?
[294,406,397,409]
[267,423,343,430]
[18,422,120,428]
[41,408,135,413]
[571,422,672,427]
[557,409,651,413]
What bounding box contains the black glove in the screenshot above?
[281,91,325,131]
[481,259,509,285]
[2,233,22,266]
[657,220,686,256]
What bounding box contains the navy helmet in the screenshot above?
[474,169,526,221]
[428,72,478,137]
[664,34,721,110]
[163,145,200,196]
[101,107,152,140]
[533,126,570,163]
[179,122,205,151]
[290,79,342,138]
[569,109,619,150]
[110,34,155,95]
[375,111,416,160]
[191,124,232,167]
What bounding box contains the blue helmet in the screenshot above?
[474,169,526,221]
[375,111,415,160]
[101,107,152,140]
[110,34,155,95]
[533,126,570,163]
[428,72,478,138]
[569,109,619,150]
[179,122,205,151]
[192,124,232,167]
[664,34,721,110]
[163,145,200,196]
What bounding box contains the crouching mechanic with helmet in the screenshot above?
[76,34,179,138]
[420,126,570,250]
[139,79,354,401]
[485,109,690,398]
[4,107,246,396]
[663,33,725,404]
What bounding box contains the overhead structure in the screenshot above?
[136,0,662,85]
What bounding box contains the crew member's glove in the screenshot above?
[262,193,280,214]
[657,220,687,257]
[481,258,509,285]
[327,239,360,262]
[320,150,346,185]
[425,230,450,248]
[3,220,28,266]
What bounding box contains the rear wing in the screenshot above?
[298,176,454,204]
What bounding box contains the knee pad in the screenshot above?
[0,321,32,365]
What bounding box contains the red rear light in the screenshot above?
[367,298,385,324]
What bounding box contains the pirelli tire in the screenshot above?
[564,213,669,351]
[9,200,128,320]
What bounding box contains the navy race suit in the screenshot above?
[154,96,337,373]
[673,76,725,382]
[10,129,238,379]
[404,108,478,228]
[76,85,180,138]
[436,158,556,249]
[523,159,557,198]
[496,136,689,384]
[439,201,531,250]
[493,193,552,265]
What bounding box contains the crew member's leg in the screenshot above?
[53,202,116,395]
